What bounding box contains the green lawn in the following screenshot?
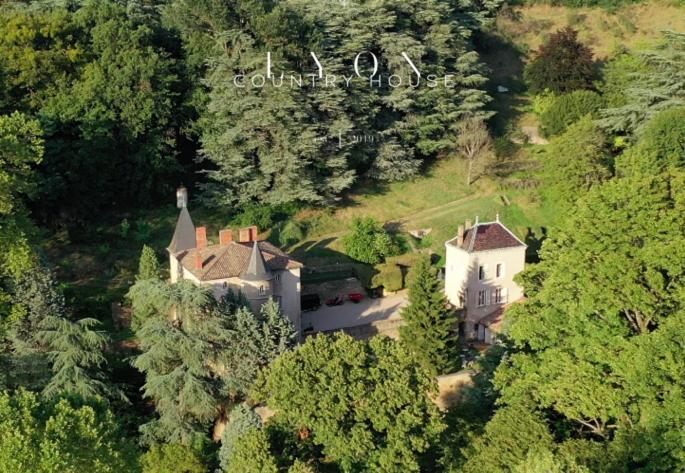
[290,157,549,267]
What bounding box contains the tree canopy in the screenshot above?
[0,390,139,473]
[253,333,445,472]
[524,27,596,93]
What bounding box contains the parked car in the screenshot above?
[301,294,321,312]
[325,295,344,306]
[348,293,364,303]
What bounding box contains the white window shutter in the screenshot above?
[502,287,508,303]
[485,289,491,306]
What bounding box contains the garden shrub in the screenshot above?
[372,263,403,292]
[342,218,400,265]
[540,90,604,137]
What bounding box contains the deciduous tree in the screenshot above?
[540,116,611,213]
[525,27,595,93]
[255,333,445,472]
[0,390,139,473]
[342,217,398,265]
[453,117,493,186]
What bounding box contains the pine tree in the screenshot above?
[258,297,296,362]
[3,263,65,390]
[133,282,294,445]
[38,316,117,401]
[134,280,232,445]
[399,258,458,374]
[219,403,262,471]
[195,0,493,206]
[599,31,685,135]
[137,245,162,281]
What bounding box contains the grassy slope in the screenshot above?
[497,0,685,59]
[290,158,545,266]
[485,0,685,132]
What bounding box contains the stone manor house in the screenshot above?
[167,187,303,333]
[166,188,525,345]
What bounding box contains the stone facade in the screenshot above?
[167,206,303,334]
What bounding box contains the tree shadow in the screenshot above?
[473,30,528,137]
[524,226,547,263]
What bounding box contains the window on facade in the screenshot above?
[223,282,228,289]
[259,285,265,295]
[477,289,487,307]
[478,265,485,280]
[496,263,503,278]
[494,288,502,304]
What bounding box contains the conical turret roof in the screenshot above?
[168,207,196,253]
[242,241,273,281]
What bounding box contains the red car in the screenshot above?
[347,293,364,303]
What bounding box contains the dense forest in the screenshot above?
[2,0,685,471]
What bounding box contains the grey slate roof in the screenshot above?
[242,242,273,281]
[168,207,196,253]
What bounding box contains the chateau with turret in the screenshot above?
[167,187,303,333]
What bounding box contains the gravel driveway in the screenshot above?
[302,291,408,333]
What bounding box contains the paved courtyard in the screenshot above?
[302,292,408,334]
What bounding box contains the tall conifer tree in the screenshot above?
[399,258,458,374]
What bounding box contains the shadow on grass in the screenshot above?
[474,30,528,137]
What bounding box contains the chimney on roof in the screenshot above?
[465,219,472,231]
[176,185,188,209]
[457,225,465,246]
[239,227,250,243]
[196,227,207,249]
[239,226,259,243]
[219,229,233,245]
[194,253,203,270]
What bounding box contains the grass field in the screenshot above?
[496,0,685,59]
[290,158,548,267]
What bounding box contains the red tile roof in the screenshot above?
[449,222,525,252]
[176,240,302,281]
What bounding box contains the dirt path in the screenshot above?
[393,194,481,227]
[296,194,482,249]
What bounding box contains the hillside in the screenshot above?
[498,0,685,58]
